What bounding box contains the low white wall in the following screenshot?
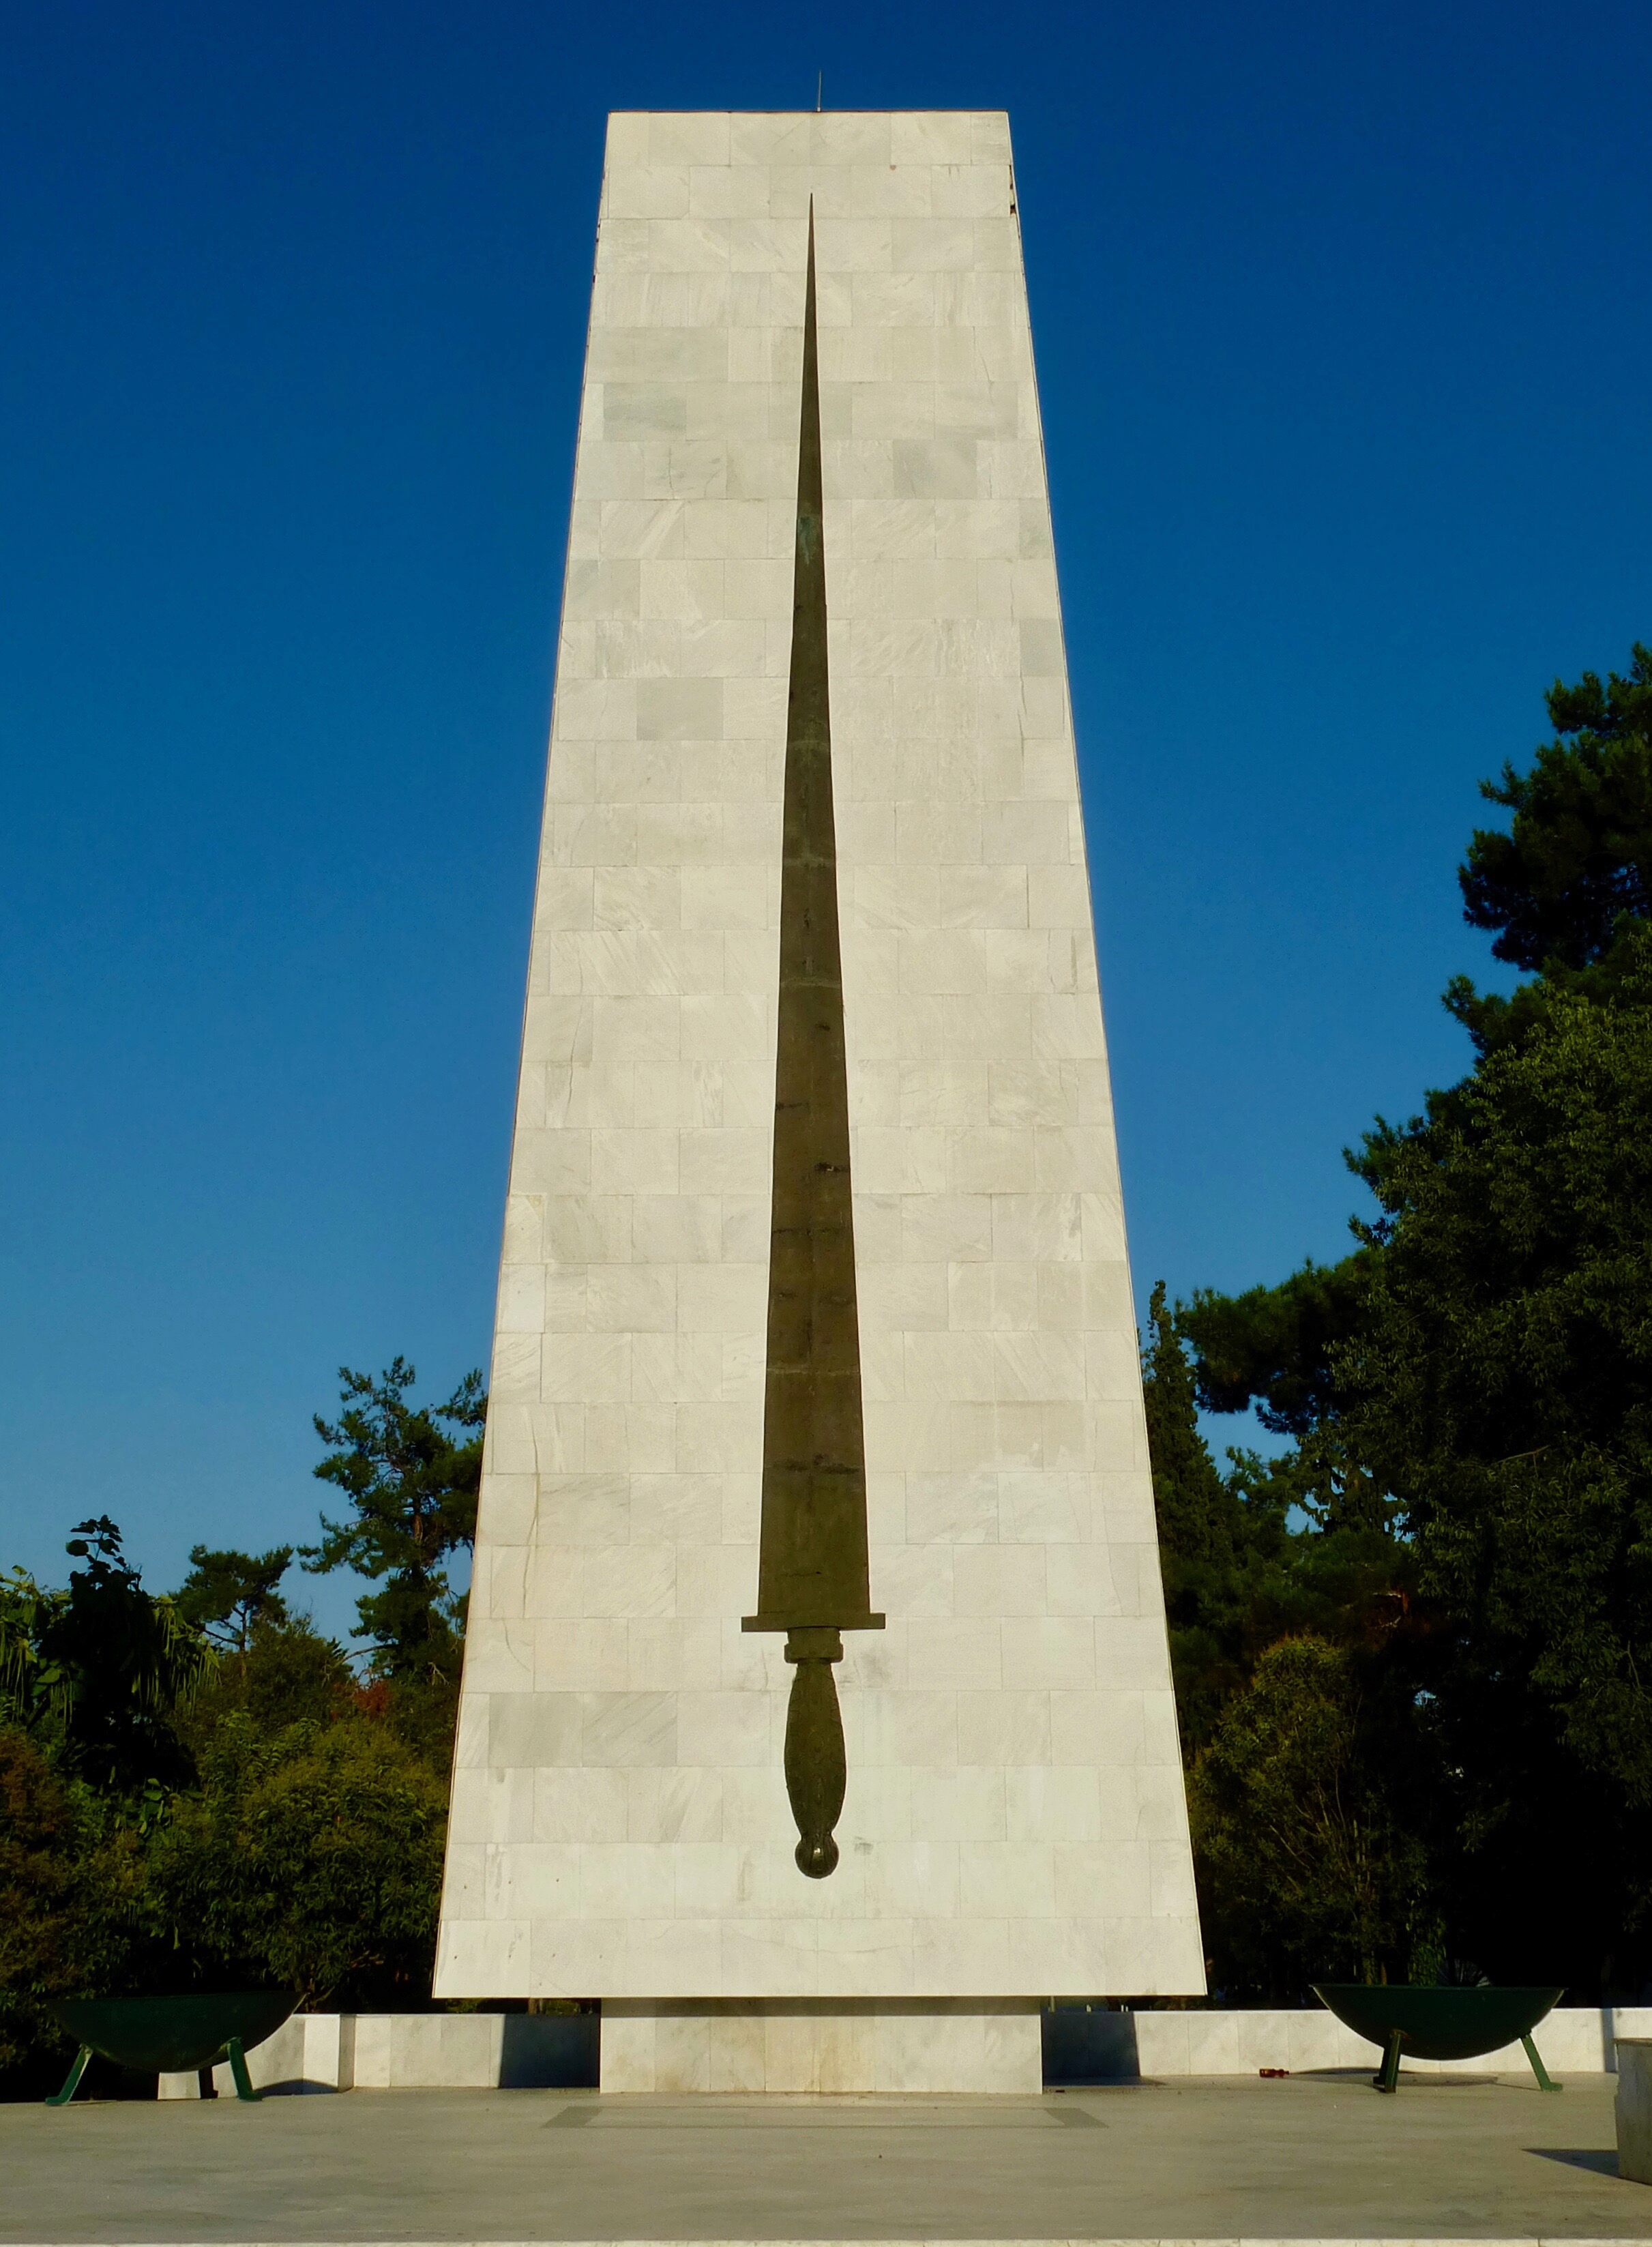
[156,2003,1652,2096]
[1129,2004,1652,2077]
[350,2012,511,2089]
[159,2009,601,2096]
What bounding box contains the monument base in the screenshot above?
[599,1999,1042,2094]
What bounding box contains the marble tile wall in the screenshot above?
[434,111,1205,2003]
[602,1998,1042,2094]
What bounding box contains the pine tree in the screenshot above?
[301,1361,484,1684]
[1142,1281,1236,1568]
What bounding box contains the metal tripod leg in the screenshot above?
[46,2044,93,2106]
[225,2038,261,2102]
[1522,2031,1561,2091]
[1374,2029,1403,2092]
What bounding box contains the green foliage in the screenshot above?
[1179,1257,1368,1437]
[1142,1284,1246,1750]
[1,1523,207,1794]
[174,1546,293,1657]
[1174,639,1652,1997]
[176,1615,353,1744]
[1142,1283,1416,1797]
[303,1360,484,1683]
[1178,1256,1389,1534]
[1460,642,1652,972]
[1189,1637,1441,1995]
[367,1670,464,1777]
[175,1615,460,1781]
[0,1614,455,2076]
[0,1731,153,2081]
[151,1716,448,2010]
[0,1731,87,2074]
[1143,1282,1238,1566]
[0,1351,479,2086]
[1348,929,1652,1791]
[1340,928,1652,1985]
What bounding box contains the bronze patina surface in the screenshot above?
[742,212,882,1879]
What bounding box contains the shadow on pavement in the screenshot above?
[1529,2146,1624,2176]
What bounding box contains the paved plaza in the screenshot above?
[2,2073,1648,2243]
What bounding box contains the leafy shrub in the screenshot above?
[151,1716,448,2009]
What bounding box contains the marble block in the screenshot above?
[602,1997,1041,2093]
[434,110,1205,2029]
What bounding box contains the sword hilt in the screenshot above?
[784,1626,846,1879]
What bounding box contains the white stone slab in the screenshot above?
[602,1997,1040,2092]
[436,111,1204,2008]
[351,2012,503,2089]
[1132,2003,1649,2079]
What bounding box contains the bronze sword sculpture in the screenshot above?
[742,210,883,1880]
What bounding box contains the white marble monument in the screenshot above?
[435,108,1205,2094]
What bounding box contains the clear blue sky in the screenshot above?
[3,0,1649,1632]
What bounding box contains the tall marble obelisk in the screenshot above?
[436,109,1205,2094]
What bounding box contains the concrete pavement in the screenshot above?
[1,2072,1645,2242]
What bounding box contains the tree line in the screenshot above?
[3,641,1649,2083]
[0,1362,483,2091]
[1155,643,1652,2000]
